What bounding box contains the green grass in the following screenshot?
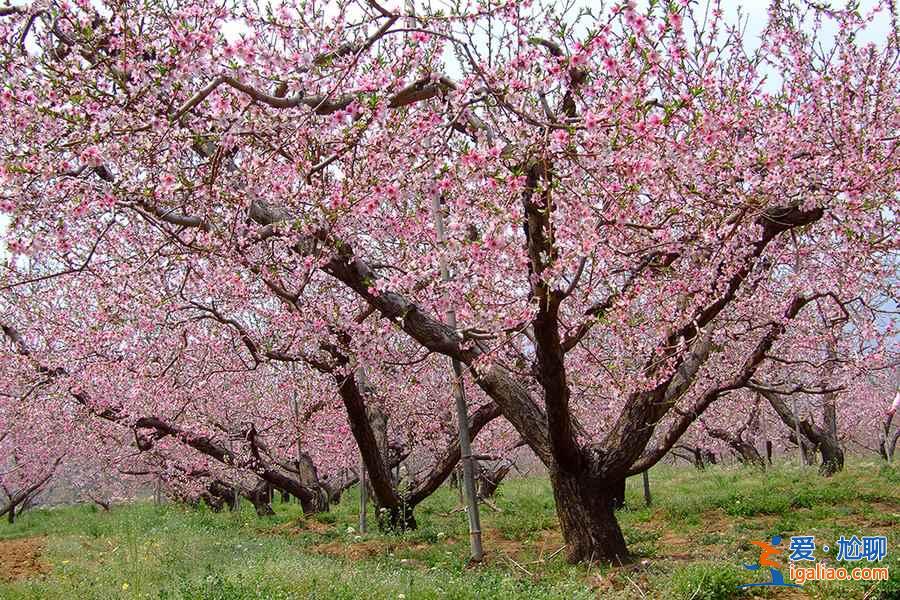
[0,459,897,599]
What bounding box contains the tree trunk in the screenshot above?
[376,502,417,532]
[819,378,843,476]
[336,369,415,531]
[707,427,765,468]
[763,390,843,476]
[818,436,844,477]
[611,477,626,509]
[693,447,705,469]
[89,496,111,511]
[879,407,897,462]
[642,471,651,507]
[246,481,276,516]
[475,461,512,499]
[207,481,237,511]
[299,490,329,514]
[7,505,14,524]
[252,502,276,517]
[787,432,819,466]
[890,429,900,463]
[551,471,629,564]
[735,442,766,468]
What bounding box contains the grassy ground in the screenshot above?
[0,459,897,599]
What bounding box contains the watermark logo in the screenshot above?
[738,535,802,589]
[738,534,889,589]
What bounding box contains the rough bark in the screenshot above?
[551,471,629,563]
[334,369,407,527]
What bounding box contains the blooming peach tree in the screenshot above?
[1,0,897,562]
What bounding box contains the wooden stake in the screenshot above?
[430,192,483,562]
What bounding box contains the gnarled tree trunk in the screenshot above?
[761,390,844,476]
[552,471,628,564]
[475,461,513,499]
[707,427,766,468]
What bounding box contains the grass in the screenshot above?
[0,459,897,599]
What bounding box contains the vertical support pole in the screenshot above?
[642,470,651,507]
[430,193,483,562]
[290,369,303,505]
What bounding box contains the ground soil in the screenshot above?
[0,536,48,582]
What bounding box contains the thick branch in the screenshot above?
[625,294,817,475]
[599,204,823,475]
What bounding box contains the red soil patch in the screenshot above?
[0,537,49,582]
[270,518,333,536]
[312,538,430,561]
[482,528,565,566]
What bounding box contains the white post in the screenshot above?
[430,193,483,562]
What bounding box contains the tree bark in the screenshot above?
[551,471,629,564]
[889,429,900,463]
[818,435,844,477]
[245,481,276,516]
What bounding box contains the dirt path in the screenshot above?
[0,537,49,582]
